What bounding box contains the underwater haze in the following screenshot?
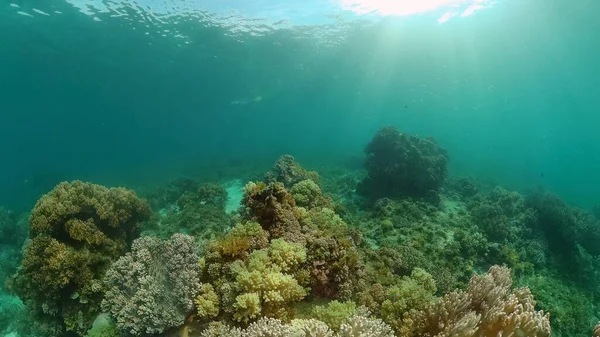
[1,0,599,210]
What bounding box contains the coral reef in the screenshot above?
[102,233,201,336]
[8,181,151,337]
[358,126,448,203]
[6,148,600,337]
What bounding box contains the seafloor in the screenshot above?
[1,127,600,337]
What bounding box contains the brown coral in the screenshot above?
[11,181,151,336]
[409,266,551,337]
[241,181,303,242]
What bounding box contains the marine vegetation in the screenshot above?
[4,128,600,337]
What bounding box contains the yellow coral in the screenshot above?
[232,245,307,322]
[233,293,262,323]
[195,283,220,319]
[268,239,306,273]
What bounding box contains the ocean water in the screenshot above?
[1,0,598,211]
[2,0,600,336]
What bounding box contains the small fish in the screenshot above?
[540,172,544,178]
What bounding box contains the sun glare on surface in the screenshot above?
[338,0,495,22]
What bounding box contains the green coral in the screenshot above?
[290,179,329,209]
[300,207,348,237]
[379,268,437,333]
[310,301,358,331]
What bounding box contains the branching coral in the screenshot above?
[9,181,151,337]
[304,234,364,300]
[358,126,448,203]
[338,314,395,337]
[198,181,367,327]
[209,221,270,262]
[102,233,201,336]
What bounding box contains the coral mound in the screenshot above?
[358,126,448,203]
[9,181,151,336]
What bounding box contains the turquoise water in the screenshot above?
[2,0,599,211]
[2,1,600,336]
